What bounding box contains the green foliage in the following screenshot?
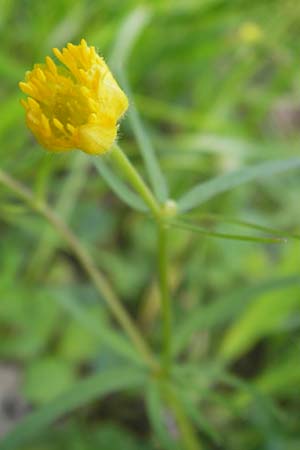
[1,367,146,450]
[22,421,156,450]
[1,0,300,449]
[219,284,300,361]
[23,358,76,404]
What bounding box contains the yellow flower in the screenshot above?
[237,22,263,45]
[19,39,128,155]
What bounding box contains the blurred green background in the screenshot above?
[0,0,300,449]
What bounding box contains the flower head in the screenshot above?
[237,22,263,45]
[19,39,128,155]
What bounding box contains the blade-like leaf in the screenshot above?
[109,6,151,71]
[173,275,300,356]
[0,367,145,450]
[219,282,300,361]
[119,72,169,202]
[183,212,300,241]
[110,7,168,202]
[255,353,300,396]
[178,157,300,212]
[54,289,142,365]
[92,156,147,211]
[219,372,284,422]
[169,219,286,244]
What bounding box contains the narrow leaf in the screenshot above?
[219,283,300,361]
[54,289,142,365]
[255,354,300,396]
[173,275,300,356]
[109,6,152,71]
[178,157,300,212]
[0,367,145,450]
[169,219,286,244]
[184,212,300,241]
[219,372,284,422]
[92,156,147,211]
[119,72,169,202]
[110,7,168,202]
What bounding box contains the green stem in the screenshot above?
[0,168,158,371]
[164,385,202,450]
[109,144,173,373]
[158,222,172,374]
[110,144,195,446]
[109,143,161,220]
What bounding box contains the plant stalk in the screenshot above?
[109,144,161,220]
[0,168,158,371]
[158,222,172,374]
[164,384,202,450]
[109,144,173,374]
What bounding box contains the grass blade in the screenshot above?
[219,372,284,423]
[54,289,142,365]
[0,367,145,450]
[218,281,300,361]
[178,157,300,212]
[173,275,300,356]
[255,353,300,396]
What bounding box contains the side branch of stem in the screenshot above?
[0,168,157,371]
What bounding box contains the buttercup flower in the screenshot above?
[19,39,128,155]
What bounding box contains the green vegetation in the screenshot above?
[0,0,300,449]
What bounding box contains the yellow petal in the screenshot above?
[78,123,117,155]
